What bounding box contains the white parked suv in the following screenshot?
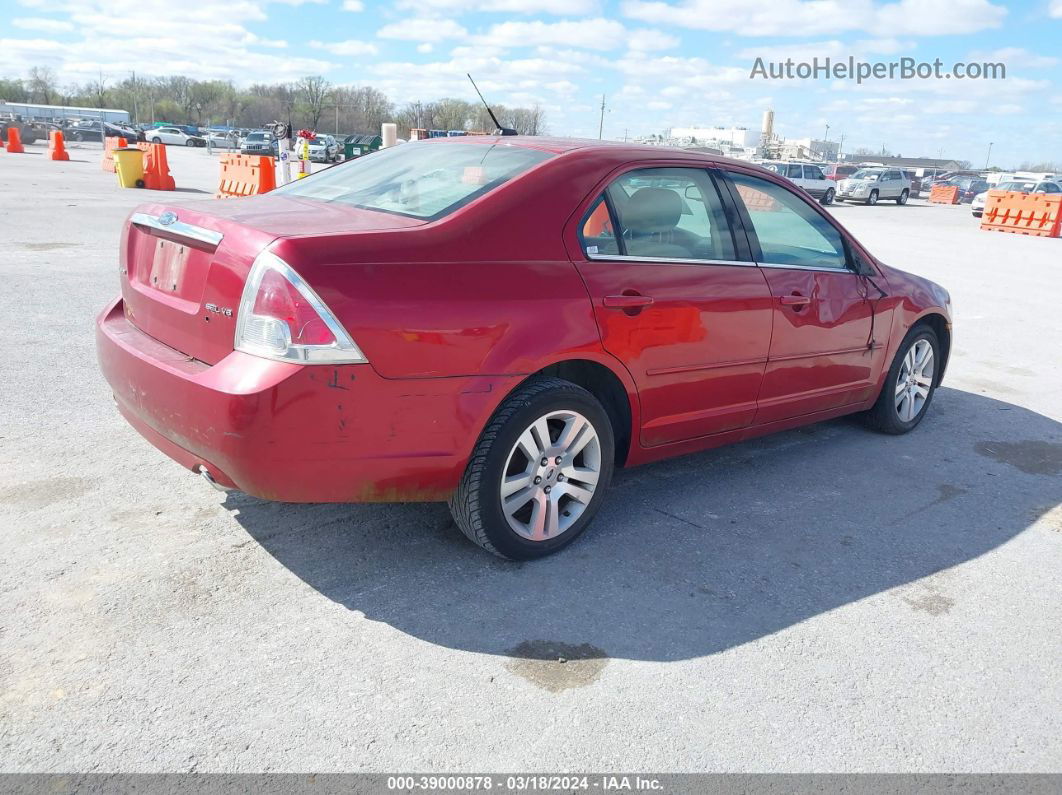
[836,167,911,205]
[762,161,835,204]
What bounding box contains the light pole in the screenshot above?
[985,142,993,169]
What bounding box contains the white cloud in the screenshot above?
[874,0,1006,35]
[310,39,379,56]
[0,1,337,85]
[735,37,911,62]
[377,18,469,42]
[1051,0,1062,17]
[968,47,1057,68]
[363,51,591,105]
[12,17,74,32]
[341,0,364,9]
[395,0,598,13]
[621,0,1006,37]
[268,0,326,5]
[627,29,679,51]
[478,18,626,50]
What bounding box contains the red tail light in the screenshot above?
[234,251,367,364]
[253,268,335,346]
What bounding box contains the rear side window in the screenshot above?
[580,167,736,261]
[277,142,553,220]
[729,172,848,270]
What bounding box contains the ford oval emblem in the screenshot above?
[158,211,178,226]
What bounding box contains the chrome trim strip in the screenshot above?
[131,212,223,247]
[757,261,855,274]
[587,254,755,267]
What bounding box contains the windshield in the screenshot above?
[851,170,882,181]
[275,142,554,220]
[997,181,1036,192]
[246,132,269,141]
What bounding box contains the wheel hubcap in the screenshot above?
[500,410,602,542]
[894,339,934,422]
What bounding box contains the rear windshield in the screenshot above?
[275,142,553,220]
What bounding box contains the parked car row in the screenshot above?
[970,179,1062,217]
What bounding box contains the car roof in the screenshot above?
[412,135,776,172]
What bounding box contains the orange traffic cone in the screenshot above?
[48,130,70,161]
[142,143,175,191]
[5,127,25,153]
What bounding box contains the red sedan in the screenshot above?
[96,137,953,559]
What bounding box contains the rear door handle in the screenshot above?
[779,294,811,306]
[603,294,654,308]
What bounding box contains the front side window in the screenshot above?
[728,172,848,270]
[580,167,736,261]
[276,142,552,220]
[805,166,825,180]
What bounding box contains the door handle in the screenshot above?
[603,294,654,309]
[779,294,811,306]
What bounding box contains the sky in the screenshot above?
[2,0,1061,166]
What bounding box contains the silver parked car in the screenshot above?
[307,134,340,163]
[836,168,912,205]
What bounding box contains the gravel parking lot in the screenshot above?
[2,141,1060,773]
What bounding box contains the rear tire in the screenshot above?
[449,376,615,560]
[861,326,940,435]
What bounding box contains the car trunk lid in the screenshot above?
[120,195,425,365]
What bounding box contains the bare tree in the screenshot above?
[298,75,332,131]
[508,105,545,135]
[27,67,58,104]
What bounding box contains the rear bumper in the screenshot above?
[95,297,514,502]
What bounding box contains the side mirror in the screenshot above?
[684,185,704,201]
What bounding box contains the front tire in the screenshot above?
[862,326,940,434]
[896,189,909,205]
[821,188,835,205]
[151,137,162,145]
[449,376,615,560]
[866,190,879,206]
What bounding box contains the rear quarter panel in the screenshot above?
[271,152,624,380]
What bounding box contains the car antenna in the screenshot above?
[467,73,517,136]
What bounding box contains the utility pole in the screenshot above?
[838,132,845,161]
[985,141,993,169]
[598,94,606,140]
[131,70,138,125]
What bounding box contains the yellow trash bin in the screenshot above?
[113,147,146,189]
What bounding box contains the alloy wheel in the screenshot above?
[500,410,602,542]
[895,339,935,422]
